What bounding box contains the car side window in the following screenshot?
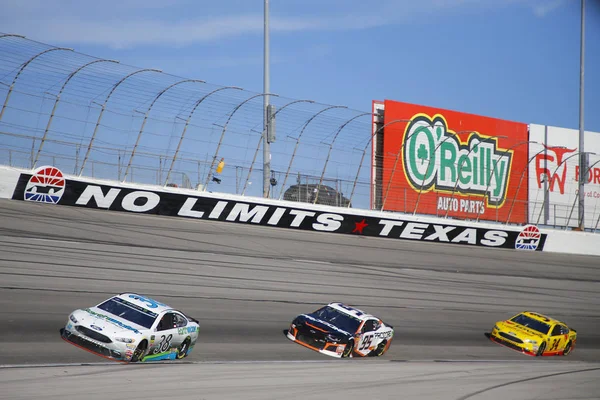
[157,313,176,331]
[559,325,569,335]
[362,319,379,333]
[173,313,187,328]
[550,325,563,336]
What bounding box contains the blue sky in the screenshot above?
[1,0,598,133]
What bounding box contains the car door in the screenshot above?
[547,324,567,353]
[355,318,379,356]
[150,312,181,355]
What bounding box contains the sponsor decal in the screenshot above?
[535,146,600,195]
[403,114,513,208]
[374,331,393,339]
[10,170,547,250]
[84,308,140,334]
[90,325,103,331]
[535,147,577,195]
[126,343,137,349]
[24,166,65,204]
[378,100,529,223]
[178,326,197,335]
[127,294,169,309]
[303,315,352,336]
[515,225,541,251]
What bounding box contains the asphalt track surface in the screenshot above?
[0,199,599,399]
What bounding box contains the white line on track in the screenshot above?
[2,359,586,369]
[292,259,332,264]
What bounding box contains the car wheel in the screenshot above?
[131,340,148,362]
[342,340,354,358]
[536,341,546,357]
[563,341,572,356]
[176,338,191,359]
[371,340,387,357]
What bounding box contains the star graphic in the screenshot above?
[352,218,368,234]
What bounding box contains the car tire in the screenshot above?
[563,341,572,356]
[131,340,148,362]
[371,340,387,357]
[342,340,354,358]
[536,341,546,357]
[176,338,191,359]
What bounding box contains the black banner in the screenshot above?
[12,171,547,251]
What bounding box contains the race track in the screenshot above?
[1,199,599,399]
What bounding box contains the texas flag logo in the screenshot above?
[24,166,65,204]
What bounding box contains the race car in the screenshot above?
[286,302,394,358]
[60,293,200,362]
[488,311,576,356]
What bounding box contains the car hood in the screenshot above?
[497,320,546,339]
[72,307,146,336]
[298,314,354,339]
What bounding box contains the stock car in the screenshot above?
[286,302,394,358]
[488,311,577,356]
[60,293,200,362]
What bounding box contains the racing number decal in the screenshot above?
[359,335,373,351]
[550,338,561,352]
[153,334,173,354]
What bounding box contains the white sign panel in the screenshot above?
[528,124,600,229]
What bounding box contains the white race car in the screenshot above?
[287,302,394,358]
[60,293,200,362]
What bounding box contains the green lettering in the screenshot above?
[407,126,435,182]
[458,155,471,185]
[493,160,507,198]
[439,142,456,182]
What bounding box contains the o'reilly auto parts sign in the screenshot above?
[12,167,547,251]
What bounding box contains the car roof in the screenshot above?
[518,311,562,325]
[327,302,375,321]
[116,293,174,314]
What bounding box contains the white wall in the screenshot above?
[529,124,600,229]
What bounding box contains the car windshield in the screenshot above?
[97,297,158,329]
[312,306,362,334]
[511,314,551,335]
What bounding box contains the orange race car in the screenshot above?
[489,311,576,356]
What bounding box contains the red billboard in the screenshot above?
[375,100,529,223]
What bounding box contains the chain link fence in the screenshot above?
[1,34,598,231]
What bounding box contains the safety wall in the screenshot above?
[1,164,599,256]
[529,124,600,229]
[374,100,529,223]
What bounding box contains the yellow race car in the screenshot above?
[489,311,576,356]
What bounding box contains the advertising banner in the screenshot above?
[378,100,529,223]
[528,124,600,229]
[10,166,547,251]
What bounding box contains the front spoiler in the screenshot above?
[60,328,128,363]
[286,331,345,358]
[488,332,536,356]
[488,332,570,357]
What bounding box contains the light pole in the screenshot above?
[578,0,586,230]
[263,0,271,198]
